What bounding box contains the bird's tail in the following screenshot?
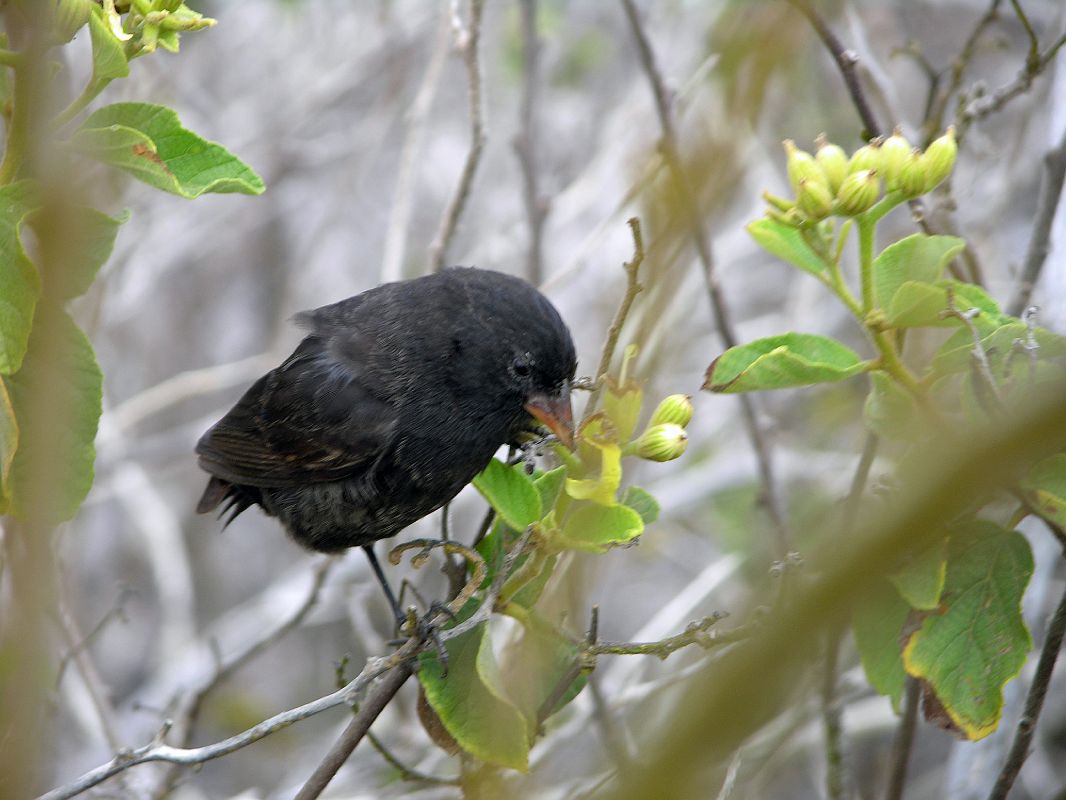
[197,476,257,527]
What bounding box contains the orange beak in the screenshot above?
[524,384,574,449]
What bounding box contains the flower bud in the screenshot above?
[897,148,926,198]
[920,126,957,192]
[648,394,694,428]
[633,424,688,462]
[815,134,848,194]
[153,0,184,11]
[879,126,911,189]
[784,139,828,196]
[836,169,881,216]
[847,139,883,175]
[51,0,92,43]
[797,177,834,221]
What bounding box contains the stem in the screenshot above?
[884,677,921,800]
[52,77,111,130]
[0,48,22,67]
[0,60,29,183]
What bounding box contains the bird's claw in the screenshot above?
[401,601,457,677]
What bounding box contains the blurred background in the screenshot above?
[43,0,1066,797]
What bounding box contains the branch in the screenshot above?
[821,626,846,800]
[292,665,414,800]
[621,0,790,556]
[428,0,487,272]
[36,641,421,800]
[586,612,743,658]
[514,0,548,285]
[585,217,644,416]
[883,676,921,800]
[1007,122,1066,316]
[783,0,881,138]
[367,731,460,786]
[150,557,335,797]
[988,579,1066,799]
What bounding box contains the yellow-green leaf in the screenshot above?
[852,578,909,711]
[87,6,130,82]
[0,181,40,375]
[873,234,965,311]
[418,620,529,771]
[902,521,1033,740]
[74,103,265,198]
[473,458,541,531]
[747,217,828,278]
[704,333,866,393]
[558,503,643,552]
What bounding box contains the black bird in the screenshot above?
[196,267,576,606]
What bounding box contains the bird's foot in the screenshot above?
[389,601,459,677]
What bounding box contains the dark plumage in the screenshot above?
[196,267,576,553]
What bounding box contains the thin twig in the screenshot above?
[622,0,790,556]
[884,677,921,800]
[150,557,335,797]
[923,0,1003,142]
[1008,123,1066,316]
[940,289,1006,416]
[822,626,846,800]
[294,665,414,800]
[587,613,742,658]
[784,0,880,139]
[988,579,1066,799]
[585,217,644,416]
[367,731,460,786]
[428,0,487,272]
[514,0,548,285]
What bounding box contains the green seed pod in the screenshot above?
[920,126,958,192]
[51,0,92,43]
[153,0,184,11]
[897,148,927,198]
[633,424,688,462]
[784,139,828,196]
[880,126,912,189]
[797,177,834,221]
[847,139,884,175]
[815,134,848,195]
[836,169,881,216]
[648,394,694,428]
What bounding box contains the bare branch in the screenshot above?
[428,0,487,272]
[621,0,790,556]
[821,627,846,800]
[884,677,921,800]
[1008,123,1066,316]
[587,612,741,658]
[585,217,644,416]
[366,731,460,786]
[292,665,414,800]
[784,0,881,138]
[988,580,1066,799]
[514,0,548,285]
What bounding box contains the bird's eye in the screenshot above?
[512,356,532,377]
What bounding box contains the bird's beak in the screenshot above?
[524,383,574,449]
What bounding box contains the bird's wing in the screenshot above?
[196,333,398,487]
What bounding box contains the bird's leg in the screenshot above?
[362,544,406,629]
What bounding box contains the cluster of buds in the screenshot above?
[768,127,958,225]
[628,394,693,462]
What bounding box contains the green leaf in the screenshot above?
[474,458,542,531]
[621,485,659,524]
[534,466,567,512]
[890,537,947,610]
[0,378,16,513]
[418,620,529,771]
[1022,454,1066,529]
[558,503,644,552]
[0,181,40,375]
[503,613,585,731]
[902,521,1033,740]
[863,372,921,440]
[74,103,266,198]
[886,280,1003,329]
[88,6,130,82]
[704,333,866,393]
[35,206,129,301]
[510,553,557,609]
[6,310,103,524]
[746,218,828,278]
[872,234,965,310]
[852,578,909,711]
